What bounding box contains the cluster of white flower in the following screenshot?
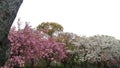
[71,35,120,65]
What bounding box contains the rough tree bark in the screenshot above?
[0,0,23,66]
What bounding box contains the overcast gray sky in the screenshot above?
[13,0,120,39]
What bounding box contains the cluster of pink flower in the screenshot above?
[8,24,67,67]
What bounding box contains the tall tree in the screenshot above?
[37,22,63,36]
[0,0,23,66]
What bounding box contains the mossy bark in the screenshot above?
[0,0,23,66]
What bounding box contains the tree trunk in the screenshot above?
[103,61,109,68]
[43,57,51,68]
[30,58,34,68]
[46,60,51,68]
[0,0,23,66]
[97,61,101,68]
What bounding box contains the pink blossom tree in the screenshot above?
[39,38,67,68]
[8,23,67,68]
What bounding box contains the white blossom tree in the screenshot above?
[72,35,120,68]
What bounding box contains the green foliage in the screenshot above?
[55,32,78,50]
[37,22,63,36]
